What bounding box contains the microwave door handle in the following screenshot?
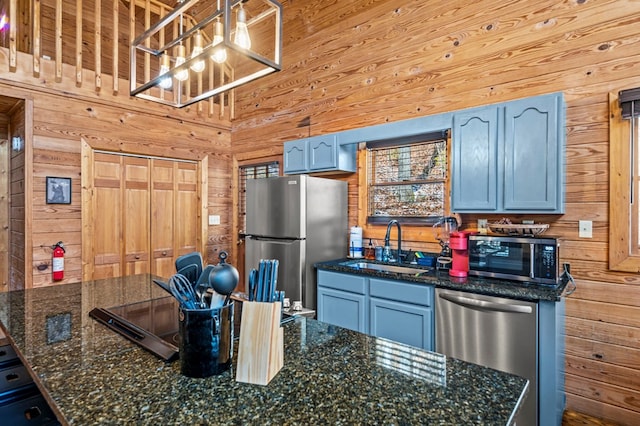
[438,293,533,314]
[530,243,535,279]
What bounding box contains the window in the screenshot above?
[610,90,640,271]
[367,132,449,224]
[238,162,279,233]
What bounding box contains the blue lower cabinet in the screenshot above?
[369,298,433,350]
[317,286,367,333]
[317,270,435,348]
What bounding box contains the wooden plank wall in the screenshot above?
[0,63,234,288]
[229,0,640,423]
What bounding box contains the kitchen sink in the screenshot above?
[339,260,433,276]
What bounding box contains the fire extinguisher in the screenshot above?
[52,241,65,281]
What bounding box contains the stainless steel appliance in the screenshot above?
[468,235,559,285]
[245,175,348,311]
[435,288,538,426]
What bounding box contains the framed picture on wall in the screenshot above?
[46,177,72,204]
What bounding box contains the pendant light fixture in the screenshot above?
[130,0,282,108]
[210,18,227,64]
[234,3,251,50]
[174,44,189,82]
[190,30,206,72]
[158,53,172,89]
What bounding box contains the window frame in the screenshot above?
[609,91,640,272]
[364,134,451,227]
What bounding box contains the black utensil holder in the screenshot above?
[178,302,234,378]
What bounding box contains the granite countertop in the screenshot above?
[315,258,568,302]
[0,275,527,425]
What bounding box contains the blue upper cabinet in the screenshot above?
[283,139,308,173]
[283,135,356,174]
[504,94,563,211]
[452,92,565,213]
[452,106,500,211]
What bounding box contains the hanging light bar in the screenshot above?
[130,0,282,108]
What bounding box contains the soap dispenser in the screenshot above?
[364,239,375,260]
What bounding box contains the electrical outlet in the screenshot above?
[579,220,592,238]
[208,215,221,225]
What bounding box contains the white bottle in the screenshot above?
[349,226,363,258]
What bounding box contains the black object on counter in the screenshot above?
[179,302,234,378]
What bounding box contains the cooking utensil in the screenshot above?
[262,260,272,302]
[248,268,258,301]
[208,251,239,306]
[175,251,203,286]
[169,274,199,309]
[269,260,279,302]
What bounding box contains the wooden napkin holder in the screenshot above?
[235,301,283,386]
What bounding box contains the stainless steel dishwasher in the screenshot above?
[435,288,537,426]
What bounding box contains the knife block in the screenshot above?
[235,301,283,386]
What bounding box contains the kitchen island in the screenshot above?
[0,275,527,425]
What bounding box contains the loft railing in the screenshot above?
[1,0,232,119]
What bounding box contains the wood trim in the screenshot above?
[81,139,95,280]
[609,91,640,272]
[76,0,82,86]
[112,0,119,94]
[95,0,102,90]
[199,155,208,257]
[24,99,33,288]
[8,0,16,70]
[32,0,40,77]
[0,136,8,291]
[55,0,62,82]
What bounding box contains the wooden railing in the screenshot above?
[2,0,231,119]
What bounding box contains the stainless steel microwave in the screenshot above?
[468,235,559,285]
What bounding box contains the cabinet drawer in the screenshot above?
[317,270,367,294]
[0,392,59,425]
[369,278,433,307]
[0,344,19,367]
[0,365,34,394]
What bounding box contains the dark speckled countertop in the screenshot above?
[0,275,527,425]
[316,258,568,302]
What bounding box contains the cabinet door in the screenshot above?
[283,140,308,173]
[317,287,367,333]
[92,153,124,279]
[369,298,433,350]
[504,94,561,211]
[452,107,500,211]
[123,157,151,276]
[308,135,337,171]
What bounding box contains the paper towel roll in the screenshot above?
[349,226,363,258]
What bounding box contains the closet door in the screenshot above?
[123,157,150,275]
[175,162,199,257]
[151,159,175,279]
[88,152,200,281]
[93,153,124,278]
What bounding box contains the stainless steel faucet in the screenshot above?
[384,219,402,263]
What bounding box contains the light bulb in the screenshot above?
[190,31,205,72]
[234,4,251,50]
[175,45,189,82]
[158,54,172,89]
[210,19,227,64]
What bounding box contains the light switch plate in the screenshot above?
[208,215,221,225]
[579,220,592,238]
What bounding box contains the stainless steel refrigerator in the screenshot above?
[245,175,348,311]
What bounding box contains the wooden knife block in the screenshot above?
[235,301,283,386]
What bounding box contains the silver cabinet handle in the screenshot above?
[438,293,532,314]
